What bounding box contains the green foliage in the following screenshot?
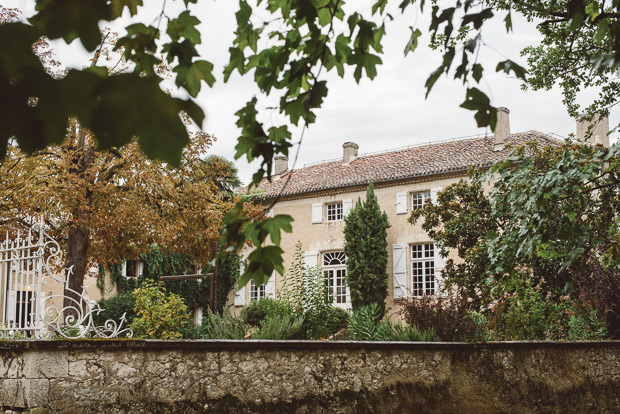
[4,1,620,298]
[204,308,248,340]
[178,321,210,340]
[129,279,189,339]
[240,298,291,327]
[92,292,136,328]
[277,242,337,339]
[348,304,438,342]
[251,313,305,340]
[344,180,390,317]
[220,201,293,289]
[411,143,620,312]
[568,310,608,341]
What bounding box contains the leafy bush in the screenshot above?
[92,292,136,327]
[240,298,290,327]
[400,294,480,341]
[277,242,335,339]
[485,274,608,341]
[568,310,608,340]
[251,313,305,340]
[324,306,350,335]
[573,255,620,339]
[205,308,248,339]
[179,321,210,339]
[349,304,438,342]
[129,280,189,339]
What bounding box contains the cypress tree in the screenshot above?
[344,180,390,317]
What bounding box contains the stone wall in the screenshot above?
[1,340,619,414]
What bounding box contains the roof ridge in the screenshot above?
[254,130,563,198]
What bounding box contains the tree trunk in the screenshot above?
[63,222,90,319]
[62,128,93,321]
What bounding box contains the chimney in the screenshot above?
[343,142,359,164]
[493,107,510,151]
[576,113,609,147]
[274,155,288,175]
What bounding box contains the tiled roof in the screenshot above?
[252,131,562,199]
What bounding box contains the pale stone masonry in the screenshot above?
[231,112,610,313]
[1,339,619,413]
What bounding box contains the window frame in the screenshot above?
[326,202,344,222]
[322,251,349,307]
[410,243,436,297]
[411,190,431,210]
[249,280,266,302]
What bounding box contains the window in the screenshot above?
[322,251,348,305]
[326,202,343,222]
[123,260,143,278]
[411,243,435,296]
[249,280,266,302]
[411,190,431,210]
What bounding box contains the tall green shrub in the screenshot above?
[344,180,390,317]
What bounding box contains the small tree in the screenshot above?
[344,180,390,317]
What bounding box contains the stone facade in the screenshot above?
[1,339,619,413]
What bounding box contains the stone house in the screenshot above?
[231,109,611,314]
[96,112,606,318]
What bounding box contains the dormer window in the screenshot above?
[326,202,343,222]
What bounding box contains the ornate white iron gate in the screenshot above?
[0,221,132,339]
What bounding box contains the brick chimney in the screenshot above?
[493,107,510,152]
[576,113,609,147]
[274,155,288,175]
[343,142,359,164]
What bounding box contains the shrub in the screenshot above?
[205,308,248,339]
[179,321,210,339]
[568,310,608,340]
[573,255,620,339]
[92,292,136,327]
[400,294,479,341]
[486,275,608,340]
[240,298,291,327]
[324,306,350,336]
[129,280,189,339]
[251,313,305,340]
[349,304,438,341]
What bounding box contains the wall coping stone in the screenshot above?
[2,339,620,352]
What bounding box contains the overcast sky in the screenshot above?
[8,0,618,184]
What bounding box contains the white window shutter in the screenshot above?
[303,251,319,267]
[121,261,127,277]
[434,244,446,296]
[7,290,16,322]
[396,192,407,214]
[234,284,246,306]
[312,203,323,223]
[430,187,443,204]
[234,260,246,306]
[392,244,407,299]
[342,199,353,217]
[265,271,276,298]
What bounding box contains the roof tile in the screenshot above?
[253,131,562,199]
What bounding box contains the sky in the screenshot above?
[7,0,619,185]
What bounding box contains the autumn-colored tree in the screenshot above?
[0,11,262,305]
[0,125,261,306]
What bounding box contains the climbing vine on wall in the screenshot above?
[97,245,240,316]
